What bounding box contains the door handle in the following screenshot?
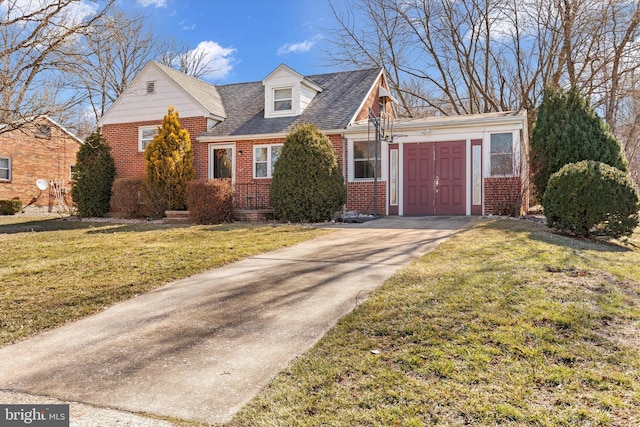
[435,176,439,193]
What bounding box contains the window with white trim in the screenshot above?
[70,165,77,181]
[490,133,514,176]
[0,157,10,181]
[254,144,283,178]
[138,126,158,152]
[353,140,381,179]
[273,88,292,111]
[146,81,155,94]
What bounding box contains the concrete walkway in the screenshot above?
[0,216,473,426]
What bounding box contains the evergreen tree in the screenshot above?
[530,87,628,199]
[270,123,346,222]
[71,131,116,217]
[144,106,196,210]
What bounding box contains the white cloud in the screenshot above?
[187,40,236,80]
[277,38,316,56]
[180,20,196,31]
[137,0,167,7]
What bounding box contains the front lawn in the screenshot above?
[229,219,640,426]
[0,217,329,345]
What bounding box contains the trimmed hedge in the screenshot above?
[186,179,233,224]
[542,160,640,238]
[0,200,22,215]
[110,178,144,219]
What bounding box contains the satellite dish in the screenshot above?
[36,179,48,191]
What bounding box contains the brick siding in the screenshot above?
[0,120,80,208]
[102,116,208,180]
[484,176,527,216]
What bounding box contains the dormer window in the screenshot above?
[146,81,155,94]
[274,88,292,111]
[262,64,323,119]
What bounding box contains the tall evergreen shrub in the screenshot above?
[270,123,346,222]
[530,87,627,199]
[71,131,116,217]
[144,106,195,211]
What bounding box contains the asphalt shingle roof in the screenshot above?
[200,67,382,137]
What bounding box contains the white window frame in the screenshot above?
[254,144,283,179]
[138,126,158,152]
[489,132,515,177]
[351,139,382,181]
[273,87,292,112]
[70,165,77,181]
[208,143,235,182]
[146,81,155,94]
[0,156,11,181]
[389,148,398,206]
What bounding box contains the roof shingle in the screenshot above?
[201,67,382,137]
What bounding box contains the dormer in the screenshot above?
[262,64,323,118]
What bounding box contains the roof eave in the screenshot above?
[345,110,527,135]
[197,128,348,143]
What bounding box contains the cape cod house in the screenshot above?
[98,61,529,217]
[0,116,81,211]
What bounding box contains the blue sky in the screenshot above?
[121,0,339,84]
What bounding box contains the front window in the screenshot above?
[0,157,10,180]
[490,133,514,176]
[139,126,158,152]
[70,165,77,181]
[254,144,283,178]
[274,88,292,111]
[353,140,381,179]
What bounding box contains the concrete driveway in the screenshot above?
[0,216,473,426]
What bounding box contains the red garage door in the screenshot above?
[403,141,466,215]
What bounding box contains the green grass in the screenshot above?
[228,219,640,426]
[0,217,329,345]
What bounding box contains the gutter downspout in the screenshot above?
[342,133,347,214]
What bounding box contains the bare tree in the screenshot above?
[0,0,115,134]
[157,38,218,79]
[326,0,640,180]
[68,8,156,125]
[326,0,640,119]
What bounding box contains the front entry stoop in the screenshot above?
[163,210,192,224]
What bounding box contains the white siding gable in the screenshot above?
[262,64,322,119]
[98,64,211,125]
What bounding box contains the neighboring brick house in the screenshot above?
[99,61,529,217]
[0,117,81,210]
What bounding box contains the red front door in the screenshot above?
[404,144,434,215]
[403,141,466,215]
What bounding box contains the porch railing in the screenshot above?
[233,182,272,210]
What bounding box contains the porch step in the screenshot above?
[163,210,193,224]
[234,209,274,222]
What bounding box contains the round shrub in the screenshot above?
[186,179,233,224]
[270,123,346,223]
[542,160,640,238]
